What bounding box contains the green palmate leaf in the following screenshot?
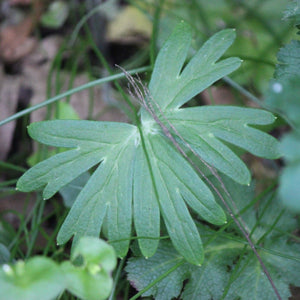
[125,237,241,300]
[17,22,279,265]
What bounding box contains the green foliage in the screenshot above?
[274,40,300,80]
[0,257,64,300]
[0,244,10,264]
[283,0,300,28]
[265,22,300,211]
[61,237,117,300]
[278,132,300,211]
[41,1,69,29]
[126,179,300,300]
[154,0,292,91]
[17,22,279,265]
[0,237,116,300]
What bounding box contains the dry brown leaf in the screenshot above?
[0,64,20,160]
[20,35,126,140]
[201,86,236,105]
[0,15,37,62]
[106,5,152,44]
[0,0,45,62]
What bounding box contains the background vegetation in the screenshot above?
[0,0,299,299]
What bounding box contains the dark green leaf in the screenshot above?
[225,239,300,300]
[126,241,190,300]
[274,40,300,79]
[283,0,300,26]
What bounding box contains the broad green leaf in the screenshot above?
[17,22,279,265]
[133,145,160,258]
[274,40,300,79]
[0,257,64,300]
[283,0,300,26]
[62,237,116,300]
[126,183,300,300]
[224,239,300,300]
[182,240,240,300]
[126,237,241,300]
[126,241,191,300]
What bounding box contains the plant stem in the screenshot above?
[0,67,150,127]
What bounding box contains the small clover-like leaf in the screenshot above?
[0,237,116,300]
[0,257,64,300]
[62,237,116,300]
[17,22,279,265]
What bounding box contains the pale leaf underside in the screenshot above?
[17,22,279,265]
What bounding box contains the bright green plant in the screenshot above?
[264,0,300,212]
[0,237,116,300]
[17,22,279,267]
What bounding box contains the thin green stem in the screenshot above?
[0,161,26,172]
[108,258,126,300]
[150,0,165,68]
[222,76,264,107]
[0,67,150,127]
